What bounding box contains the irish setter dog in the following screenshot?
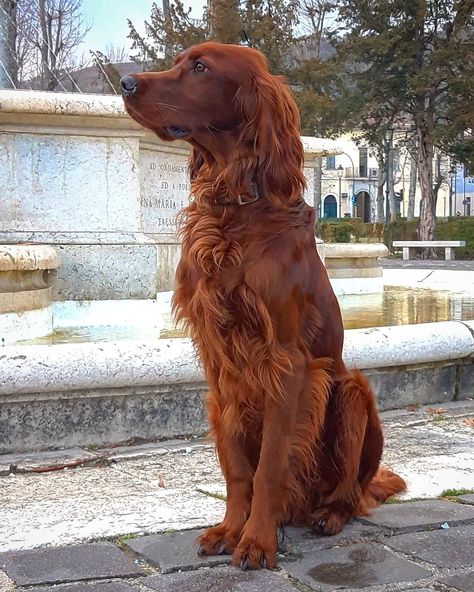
[121,41,405,570]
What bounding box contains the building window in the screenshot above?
[359,148,368,178]
[326,156,336,170]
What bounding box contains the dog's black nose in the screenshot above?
[120,75,137,96]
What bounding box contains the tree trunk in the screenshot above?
[163,0,173,58]
[417,124,436,257]
[407,155,417,221]
[376,157,385,222]
[388,146,397,222]
[0,0,18,88]
[313,157,322,220]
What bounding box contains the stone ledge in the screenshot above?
[0,244,60,272]
[325,243,389,259]
[2,321,472,396]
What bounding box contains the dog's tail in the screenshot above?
[365,466,407,507]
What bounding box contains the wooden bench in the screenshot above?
[392,240,466,261]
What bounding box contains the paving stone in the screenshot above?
[278,520,384,556]
[0,543,144,586]
[386,525,474,569]
[125,529,229,573]
[142,565,298,591]
[281,542,431,591]
[438,571,474,592]
[28,581,137,592]
[458,493,474,505]
[359,499,474,531]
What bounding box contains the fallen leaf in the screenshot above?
[426,407,447,415]
[463,418,474,428]
[158,474,166,488]
[406,404,419,412]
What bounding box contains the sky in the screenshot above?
[79,0,205,57]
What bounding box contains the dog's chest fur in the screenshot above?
[173,206,292,402]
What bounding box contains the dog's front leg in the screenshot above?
[232,352,303,570]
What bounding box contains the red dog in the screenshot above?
[121,42,405,570]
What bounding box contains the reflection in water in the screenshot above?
[341,286,474,330]
[18,286,474,345]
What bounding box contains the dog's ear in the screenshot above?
[234,68,306,207]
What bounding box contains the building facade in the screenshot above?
[317,135,471,221]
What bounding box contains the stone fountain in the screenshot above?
[0,244,60,342]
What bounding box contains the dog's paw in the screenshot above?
[231,537,276,570]
[311,507,348,536]
[196,525,239,556]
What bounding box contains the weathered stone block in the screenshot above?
[386,526,474,568]
[366,363,457,411]
[142,566,299,592]
[0,543,143,586]
[125,529,229,573]
[0,384,207,453]
[459,494,474,505]
[281,542,430,591]
[438,572,474,592]
[359,499,474,531]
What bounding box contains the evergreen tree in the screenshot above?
[128,0,207,68]
[128,1,299,73]
[329,0,474,252]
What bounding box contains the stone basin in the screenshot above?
[0,244,60,343]
[324,243,389,295]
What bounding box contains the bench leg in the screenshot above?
[445,247,453,260]
[402,247,410,261]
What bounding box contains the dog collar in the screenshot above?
[212,182,260,206]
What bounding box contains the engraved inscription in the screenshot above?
[139,150,190,235]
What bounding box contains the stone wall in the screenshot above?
[0,321,472,453]
[0,90,340,300]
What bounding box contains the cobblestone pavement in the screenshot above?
[0,402,473,591]
[0,497,473,591]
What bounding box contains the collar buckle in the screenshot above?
[237,182,260,206]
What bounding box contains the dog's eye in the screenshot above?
[193,61,208,73]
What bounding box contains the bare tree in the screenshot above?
[35,0,89,89]
[104,42,130,63]
[0,0,18,87]
[299,0,335,57]
[5,0,90,90]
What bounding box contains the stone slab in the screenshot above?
[125,530,230,573]
[29,581,137,592]
[0,132,140,234]
[458,360,474,400]
[386,525,474,568]
[281,542,430,591]
[278,520,384,556]
[142,566,298,592]
[459,494,474,505]
[0,383,207,455]
[55,243,160,300]
[343,321,474,370]
[359,499,474,531]
[438,571,474,592]
[0,542,144,586]
[367,363,457,411]
[125,529,229,573]
[0,445,225,553]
